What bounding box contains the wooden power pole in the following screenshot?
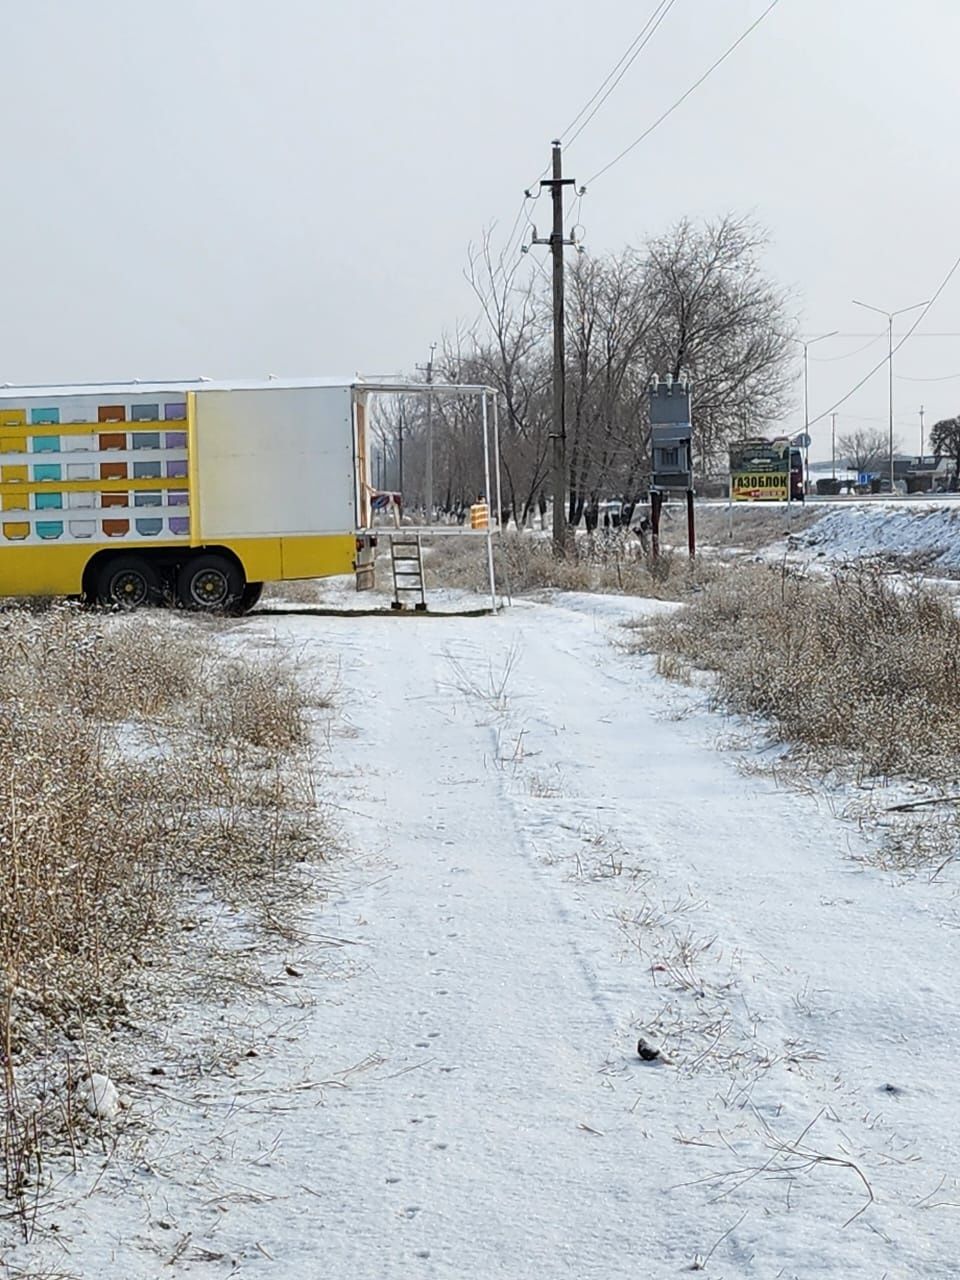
[532,141,575,555]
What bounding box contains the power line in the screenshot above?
[805,248,960,429]
[558,0,673,141]
[897,370,960,383]
[808,333,886,362]
[824,331,960,338]
[561,0,680,149]
[471,1,682,322]
[584,0,783,186]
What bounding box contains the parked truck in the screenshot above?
[0,377,377,611]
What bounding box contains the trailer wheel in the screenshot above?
[94,555,161,610]
[230,581,263,615]
[176,553,244,611]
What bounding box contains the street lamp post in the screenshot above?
[851,297,929,493]
[800,330,838,491]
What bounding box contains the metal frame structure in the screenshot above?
[358,381,503,612]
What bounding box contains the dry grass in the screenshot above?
[687,503,821,552]
[632,560,960,865]
[0,604,332,1234]
[261,577,328,605]
[635,561,960,782]
[424,531,722,601]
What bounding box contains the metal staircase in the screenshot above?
[389,534,427,611]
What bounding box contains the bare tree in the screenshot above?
[419,213,795,532]
[565,253,653,525]
[638,215,796,471]
[460,231,552,525]
[930,415,960,479]
[836,427,894,474]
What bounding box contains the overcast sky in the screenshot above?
[3,0,959,461]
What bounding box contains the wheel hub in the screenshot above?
[194,570,228,605]
[113,571,148,607]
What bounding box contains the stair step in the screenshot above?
[390,534,426,610]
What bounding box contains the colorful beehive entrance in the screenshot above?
[0,398,190,544]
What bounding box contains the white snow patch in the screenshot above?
[794,500,960,568]
[76,1073,120,1120]
[9,596,960,1279]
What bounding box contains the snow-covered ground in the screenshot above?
[790,501,960,571]
[8,592,960,1279]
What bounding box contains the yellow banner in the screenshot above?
[732,472,788,502]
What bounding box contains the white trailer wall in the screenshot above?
[193,386,357,539]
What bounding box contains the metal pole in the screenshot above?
[920,404,925,459]
[686,488,695,558]
[492,392,504,534]
[481,392,497,610]
[727,472,733,541]
[398,401,405,495]
[852,300,927,492]
[798,330,837,493]
[888,314,894,494]
[425,344,435,523]
[492,391,511,604]
[803,341,810,493]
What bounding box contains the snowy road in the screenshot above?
[15,594,960,1278]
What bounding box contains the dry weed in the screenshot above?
[635,560,960,865]
[0,604,332,1236]
[636,560,960,783]
[690,503,821,551]
[425,532,721,601]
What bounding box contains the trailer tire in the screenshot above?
[94,555,162,610]
[231,581,263,614]
[176,553,244,612]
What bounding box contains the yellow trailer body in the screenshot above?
[0,378,374,607]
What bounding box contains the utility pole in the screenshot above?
[920,404,925,459]
[531,141,576,555]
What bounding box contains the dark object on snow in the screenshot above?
[881,1082,905,1096]
[637,1035,662,1061]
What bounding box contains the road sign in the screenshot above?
[729,438,790,502]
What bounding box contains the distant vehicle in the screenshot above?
[789,448,804,502]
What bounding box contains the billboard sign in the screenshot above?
[729,438,790,502]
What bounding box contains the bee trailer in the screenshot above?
[0,377,377,610]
